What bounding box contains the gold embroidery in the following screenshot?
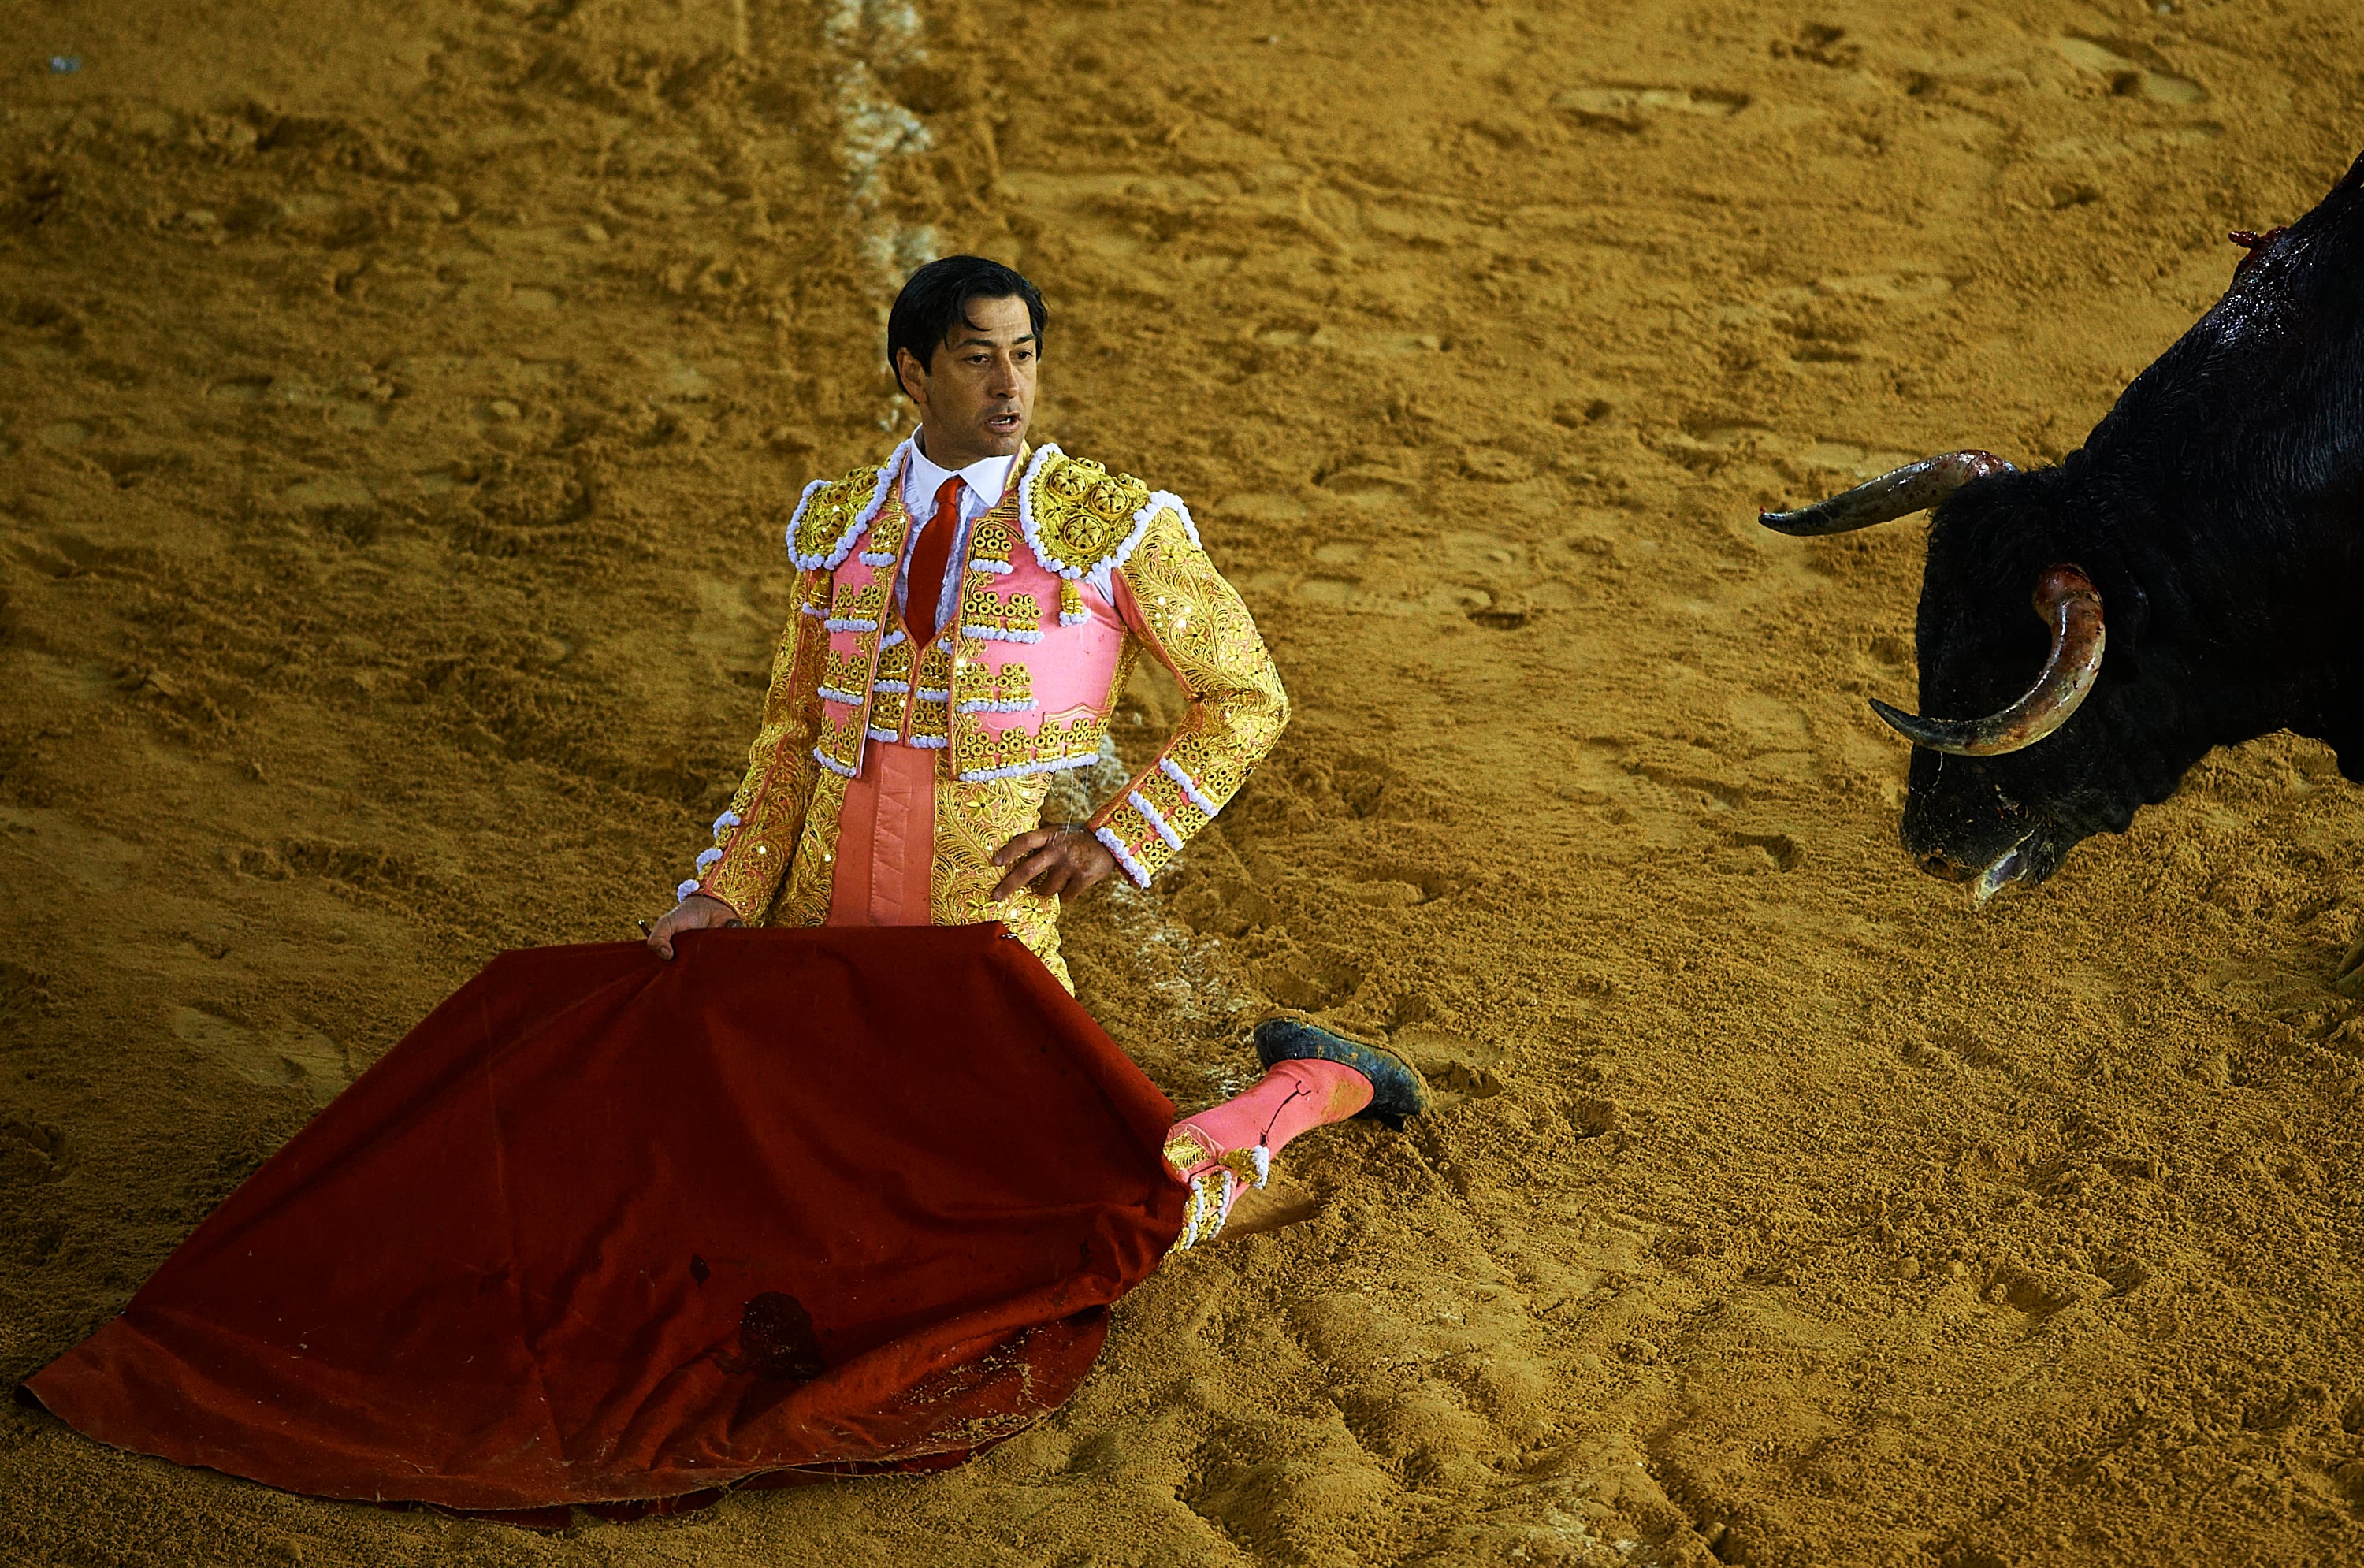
[1096,796,1178,883]
[916,642,954,696]
[703,577,831,920]
[816,708,867,773]
[722,448,1278,979]
[789,464,887,571]
[910,693,951,745]
[960,583,1044,641]
[1037,707,1109,766]
[1130,767,1211,842]
[952,724,1002,781]
[1086,503,1289,884]
[968,515,1015,568]
[1165,727,1247,805]
[863,506,910,566]
[950,657,991,711]
[820,645,874,700]
[1024,452,1152,578]
[952,708,1110,782]
[933,767,1068,990]
[829,577,888,628]
[950,656,1038,714]
[771,768,849,927]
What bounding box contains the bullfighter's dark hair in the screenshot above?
[887,256,1046,396]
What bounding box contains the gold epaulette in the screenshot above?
[784,444,906,572]
[1018,444,1198,585]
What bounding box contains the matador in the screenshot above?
[646,256,1425,1244]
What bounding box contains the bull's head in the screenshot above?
[1762,455,2139,905]
[1766,150,2364,907]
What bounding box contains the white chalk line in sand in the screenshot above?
[825,2,939,292]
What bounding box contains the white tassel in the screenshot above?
[783,440,911,573]
[1145,489,1201,550]
[695,847,723,873]
[1129,790,1185,851]
[1160,756,1222,818]
[1097,824,1151,887]
[781,477,831,565]
[712,809,743,836]
[675,877,702,901]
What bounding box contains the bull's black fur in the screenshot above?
[1903,150,2364,889]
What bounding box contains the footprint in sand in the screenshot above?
[0,1120,68,1184]
[173,1007,349,1106]
[1391,1025,1509,1107]
[1254,950,1363,1011]
[1169,875,1280,938]
[2056,35,2206,106]
[1552,84,1749,132]
[1292,575,1496,618]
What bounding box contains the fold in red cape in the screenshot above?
[21,925,1185,1522]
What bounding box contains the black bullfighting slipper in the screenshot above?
[1251,1012,1429,1124]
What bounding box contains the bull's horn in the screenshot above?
[1760,450,2016,536]
[1869,566,2105,756]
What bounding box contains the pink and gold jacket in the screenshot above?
[679,439,1289,989]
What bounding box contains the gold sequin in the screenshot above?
[960,584,1044,641]
[968,516,1014,567]
[829,577,888,626]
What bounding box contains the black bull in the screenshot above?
[1760,149,2364,964]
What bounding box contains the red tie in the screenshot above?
[906,475,962,645]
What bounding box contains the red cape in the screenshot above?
[23,925,1184,1520]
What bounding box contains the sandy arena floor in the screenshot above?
[7,0,2364,1562]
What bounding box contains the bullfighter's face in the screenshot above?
[897,293,1039,468]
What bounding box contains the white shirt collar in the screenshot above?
[906,433,1017,508]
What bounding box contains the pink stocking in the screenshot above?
[1162,1059,1373,1187]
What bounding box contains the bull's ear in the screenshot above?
[2096,568,2149,682]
